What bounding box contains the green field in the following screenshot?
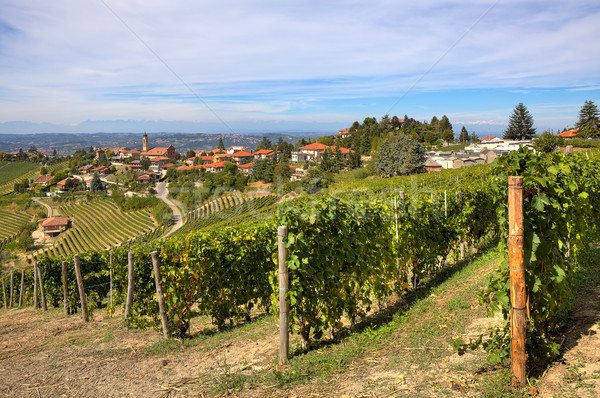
[32,198,159,259]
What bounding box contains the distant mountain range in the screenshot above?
[0,132,323,156]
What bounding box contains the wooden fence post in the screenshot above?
[124,251,135,319]
[62,261,68,315]
[73,255,89,322]
[37,264,48,311]
[33,263,39,308]
[9,271,13,308]
[151,251,170,339]
[109,252,113,311]
[18,269,24,307]
[1,276,6,309]
[278,226,289,365]
[508,176,527,387]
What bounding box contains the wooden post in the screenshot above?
[9,271,14,308]
[37,264,48,311]
[62,261,68,315]
[109,253,113,310]
[278,226,289,365]
[18,269,24,307]
[508,176,527,387]
[33,263,39,308]
[124,251,135,319]
[73,255,89,322]
[151,251,170,338]
[1,276,6,309]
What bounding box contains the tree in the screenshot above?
[317,136,334,146]
[256,136,272,150]
[301,168,333,193]
[348,148,362,169]
[90,173,103,192]
[140,156,151,171]
[186,150,196,159]
[273,161,292,183]
[533,130,564,153]
[576,100,600,138]
[217,138,225,150]
[374,135,426,177]
[503,103,536,140]
[40,166,48,176]
[459,126,469,143]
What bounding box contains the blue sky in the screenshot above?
[0,0,599,135]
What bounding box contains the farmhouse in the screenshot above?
[32,175,55,186]
[290,143,354,163]
[38,217,70,237]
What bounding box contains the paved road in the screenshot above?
[32,197,52,217]
[155,181,183,238]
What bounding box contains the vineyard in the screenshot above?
[30,199,158,261]
[0,209,33,240]
[2,149,600,395]
[0,161,40,195]
[176,193,277,235]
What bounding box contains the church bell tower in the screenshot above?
[142,132,149,152]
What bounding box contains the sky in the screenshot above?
[0,0,599,136]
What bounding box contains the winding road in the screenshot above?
[32,197,52,217]
[155,181,183,238]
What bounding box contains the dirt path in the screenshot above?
[155,181,182,238]
[0,307,277,397]
[32,197,52,217]
[537,284,600,397]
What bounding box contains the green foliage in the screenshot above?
[461,148,600,367]
[503,103,536,140]
[301,168,334,194]
[576,100,600,138]
[374,134,426,177]
[275,194,395,347]
[160,223,275,336]
[533,130,564,153]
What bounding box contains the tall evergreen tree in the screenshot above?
[503,103,536,140]
[217,137,225,150]
[459,126,469,143]
[576,100,600,138]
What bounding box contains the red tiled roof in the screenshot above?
[33,175,54,184]
[163,163,176,168]
[232,151,253,157]
[556,128,579,138]
[300,143,330,151]
[238,162,254,168]
[254,149,274,155]
[482,135,498,140]
[39,217,69,227]
[150,156,170,161]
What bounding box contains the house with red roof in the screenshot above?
[231,151,254,165]
[334,128,351,139]
[38,217,70,237]
[556,128,579,138]
[481,135,498,141]
[226,145,253,155]
[238,162,254,175]
[32,175,55,187]
[253,149,278,160]
[91,165,111,175]
[204,161,229,173]
[292,143,354,163]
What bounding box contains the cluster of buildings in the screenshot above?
[424,136,533,172]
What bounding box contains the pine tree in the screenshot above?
[503,103,536,140]
[576,100,600,138]
[217,137,225,150]
[459,126,469,143]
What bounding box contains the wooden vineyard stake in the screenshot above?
[109,253,113,311]
[1,276,5,309]
[124,251,135,319]
[150,251,170,339]
[9,271,13,308]
[37,265,48,311]
[62,261,68,315]
[73,255,89,322]
[508,176,527,387]
[33,263,39,308]
[18,269,24,307]
[278,226,289,365]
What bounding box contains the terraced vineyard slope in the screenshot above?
[0,161,40,195]
[32,198,158,260]
[176,193,277,235]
